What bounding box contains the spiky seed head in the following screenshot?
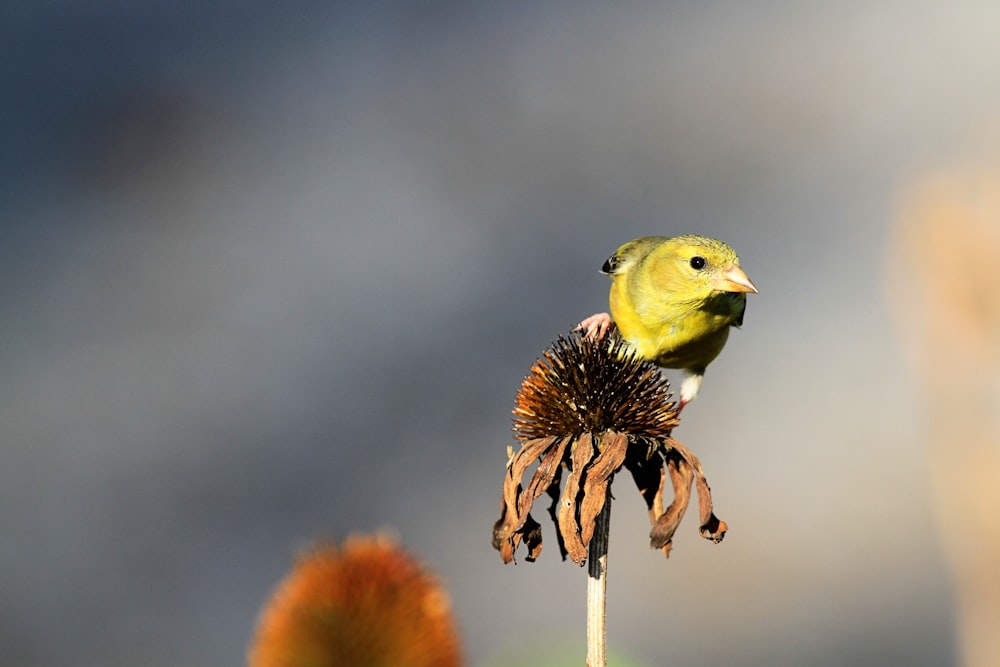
[512,332,679,442]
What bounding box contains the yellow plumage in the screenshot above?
[579,235,757,408]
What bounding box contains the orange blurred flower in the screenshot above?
[248,535,463,667]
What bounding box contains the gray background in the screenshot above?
[5,2,997,665]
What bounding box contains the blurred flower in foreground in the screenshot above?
[888,163,1000,667]
[248,535,463,667]
[492,331,727,564]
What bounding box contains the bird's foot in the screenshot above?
[575,312,613,340]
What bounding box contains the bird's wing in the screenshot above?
[734,297,747,327]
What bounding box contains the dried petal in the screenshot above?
[696,476,728,543]
[580,432,628,545]
[520,514,544,562]
[625,444,667,529]
[520,436,573,520]
[544,468,568,560]
[669,438,729,544]
[649,452,694,558]
[558,433,596,565]
[493,436,574,564]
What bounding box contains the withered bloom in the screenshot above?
[249,535,463,667]
[492,331,727,564]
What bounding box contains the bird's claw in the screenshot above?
[576,312,613,340]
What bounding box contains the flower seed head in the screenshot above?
[512,332,679,441]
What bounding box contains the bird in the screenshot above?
[577,235,757,411]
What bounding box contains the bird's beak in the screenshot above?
[717,265,758,293]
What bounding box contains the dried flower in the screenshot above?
[248,534,463,667]
[492,331,727,564]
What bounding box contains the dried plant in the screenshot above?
[491,330,728,666]
[492,330,727,566]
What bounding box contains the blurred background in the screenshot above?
[4,1,1000,665]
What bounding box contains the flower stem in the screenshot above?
[586,487,611,667]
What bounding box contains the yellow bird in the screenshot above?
[578,235,757,410]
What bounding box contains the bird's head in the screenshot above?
[671,235,758,297]
[605,235,757,302]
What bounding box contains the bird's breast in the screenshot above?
[616,298,738,371]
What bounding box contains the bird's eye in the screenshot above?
[689,256,706,270]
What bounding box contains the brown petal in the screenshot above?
[580,431,628,545]
[520,513,544,562]
[520,435,572,520]
[669,438,728,544]
[625,441,667,529]
[558,434,594,565]
[543,466,568,560]
[493,436,558,563]
[648,451,694,558]
[696,476,728,544]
